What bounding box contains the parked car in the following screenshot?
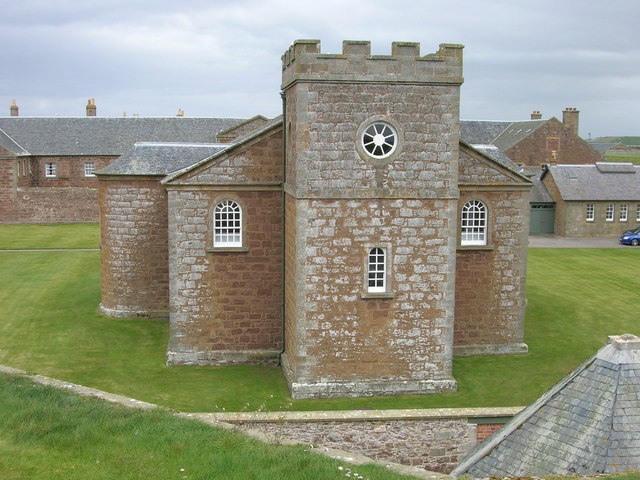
[620,226,640,246]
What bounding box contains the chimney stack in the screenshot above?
[86,98,97,117]
[562,107,579,136]
[10,99,18,117]
[176,108,185,117]
[530,110,542,120]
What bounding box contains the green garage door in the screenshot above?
[530,203,555,234]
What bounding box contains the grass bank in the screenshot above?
[0,372,415,480]
[0,224,638,412]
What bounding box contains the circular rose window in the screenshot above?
[362,122,397,159]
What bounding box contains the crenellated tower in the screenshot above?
[280,40,464,398]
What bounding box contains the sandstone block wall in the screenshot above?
[284,82,461,200]
[99,178,170,318]
[559,201,640,237]
[283,195,458,398]
[281,39,463,398]
[167,189,283,365]
[454,190,529,354]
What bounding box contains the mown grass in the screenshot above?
[0,223,99,249]
[0,373,415,480]
[604,153,640,165]
[0,224,638,412]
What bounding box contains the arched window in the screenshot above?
[461,200,487,246]
[214,200,242,247]
[367,247,386,292]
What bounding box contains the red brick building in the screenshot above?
[0,112,246,223]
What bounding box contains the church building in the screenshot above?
[97,39,532,399]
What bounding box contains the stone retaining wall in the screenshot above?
[0,364,521,476]
[194,408,522,474]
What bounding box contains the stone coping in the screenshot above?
[0,364,522,422]
[188,406,524,424]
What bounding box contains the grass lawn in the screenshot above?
[0,223,638,412]
[0,373,415,480]
[604,153,640,165]
[0,223,99,250]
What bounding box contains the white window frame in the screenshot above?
[84,161,96,177]
[361,122,397,159]
[461,200,487,246]
[620,204,628,222]
[213,200,242,248]
[636,205,640,222]
[606,204,615,222]
[45,162,56,178]
[586,203,594,222]
[367,247,386,293]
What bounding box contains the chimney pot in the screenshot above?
[86,98,97,117]
[531,110,542,120]
[10,99,18,117]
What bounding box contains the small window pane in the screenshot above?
[461,200,487,246]
[606,204,614,222]
[45,162,56,177]
[620,204,628,222]
[84,162,95,177]
[367,247,386,293]
[213,200,242,247]
[586,203,594,222]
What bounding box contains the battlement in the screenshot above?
[281,39,463,89]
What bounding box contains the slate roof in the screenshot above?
[545,163,640,201]
[162,115,283,184]
[460,120,512,145]
[96,143,227,176]
[527,169,554,203]
[452,334,640,478]
[492,120,546,151]
[467,143,525,174]
[0,117,245,156]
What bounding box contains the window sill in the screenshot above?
[457,245,494,252]
[361,292,394,300]
[206,247,249,253]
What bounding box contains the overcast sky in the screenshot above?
[1,0,638,138]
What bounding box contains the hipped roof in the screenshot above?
[452,334,640,478]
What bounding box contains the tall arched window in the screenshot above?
[367,247,386,293]
[461,200,487,246]
[214,200,242,247]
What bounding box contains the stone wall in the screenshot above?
[99,177,170,318]
[453,189,530,355]
[201,407,522,474]
[559,201,640,237]
[281,39,463,399]
[283,195,458,398]
[166,188,283,365]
